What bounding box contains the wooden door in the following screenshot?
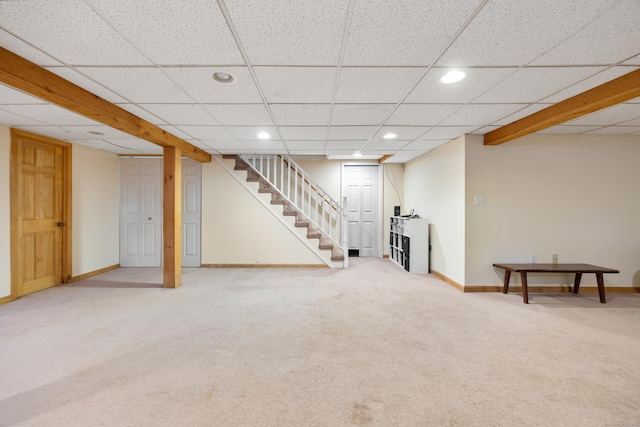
[11,130,71,297]
[343,165,379,257]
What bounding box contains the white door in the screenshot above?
[182,159,202,267]
[343,165,379,257]
[120,158,163,267]
[120,158,201,267]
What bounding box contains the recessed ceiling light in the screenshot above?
[213,72,235,84]
[440,70,466,84]
[383,133,397,139]
[353,152,362,157]
[257,132,270,140]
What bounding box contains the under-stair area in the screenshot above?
[217,155,346,268]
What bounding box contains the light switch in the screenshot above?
[474,195,485,206]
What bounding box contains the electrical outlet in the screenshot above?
[552,254,558,264]
[474,195,485,206]
[530,253,537,264]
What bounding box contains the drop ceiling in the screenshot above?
[0,0,639,163]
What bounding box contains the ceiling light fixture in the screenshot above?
[257,132,270,140]
[353,152,362,157]
[383,133,397,139]
[212,72,235,84]
[440,70,466,84]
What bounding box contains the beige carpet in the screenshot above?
[1,258,639,426]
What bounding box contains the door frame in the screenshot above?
[341,162,384,258]
[10,129,72,300]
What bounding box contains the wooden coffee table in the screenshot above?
[493,263,620,304]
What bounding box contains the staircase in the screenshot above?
[217,155,346,268]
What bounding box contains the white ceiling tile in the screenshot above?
[536,125,603,134]
[255,67,337,103]
[374,127,430,140]
[46,67,128,103]
[386,104,462,126]
[137,104,219,126]
[202,104,273,126]
[542,67,639,103]
[472,126,500,134]
[60,125,134,140]
[77,67,193,103]
[2,104,97,126]
[0,29,63,66]
[385,151,425,163]
[564,103,640,126]
[532,0,640,66]
[0,85,47,105]
[326,140,365,150]
[12,125,85,141]
[194,140,247,150]
[583,126,640,135]
[88,0,244,65]
[401,140,450,151]
[438,0,620,66]
[116,104,167,125]
[405,68,517,103]
[165,67,263,103]
[365,140,409,151]
[327,126,378,140]
[70,139,139,154]
[335,68,426,103]
[417,126,479,140]
[225,0,348,65]
[102,139,160,150]
[175,126,238,141]
[0,0,151,65]
[280,127,328,140]
[343,0,485,66]
[286,141,326,150]
[492,104,552,126]
[619,116,640,126]
[226,126,280,141]
[473,67,605,103]
[0,109,50,126]
[440,104,527,126]
[623,54,640,65]
[330,104,395,125]
[270,104,331,126]
[243,140,287,151]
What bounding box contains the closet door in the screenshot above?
[181,158,201,267]
[120,158,163,267]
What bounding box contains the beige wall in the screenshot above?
[201,159,322,265]
[72,144,120,276]
[403,136,466,284]
[465,133,640,288]
[0,125,11,298]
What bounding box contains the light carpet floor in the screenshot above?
[1,258,639,426]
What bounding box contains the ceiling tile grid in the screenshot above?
[0,0,638,163]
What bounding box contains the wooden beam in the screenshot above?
[163,147,182,289]
[484,68,640,146]
[378,154,393,163]
[0,46,211,163]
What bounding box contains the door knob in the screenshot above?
[56,222,64,227]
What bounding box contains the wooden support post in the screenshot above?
[163,147,182,288]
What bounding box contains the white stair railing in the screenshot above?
[240,154,345,254]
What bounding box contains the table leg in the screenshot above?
[596,273,606,304]
[502,270,512,294]
[573,272,583,294]
[520,272,529,304]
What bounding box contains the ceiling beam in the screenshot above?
[0,46,211,163]
[484,68,640,146]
